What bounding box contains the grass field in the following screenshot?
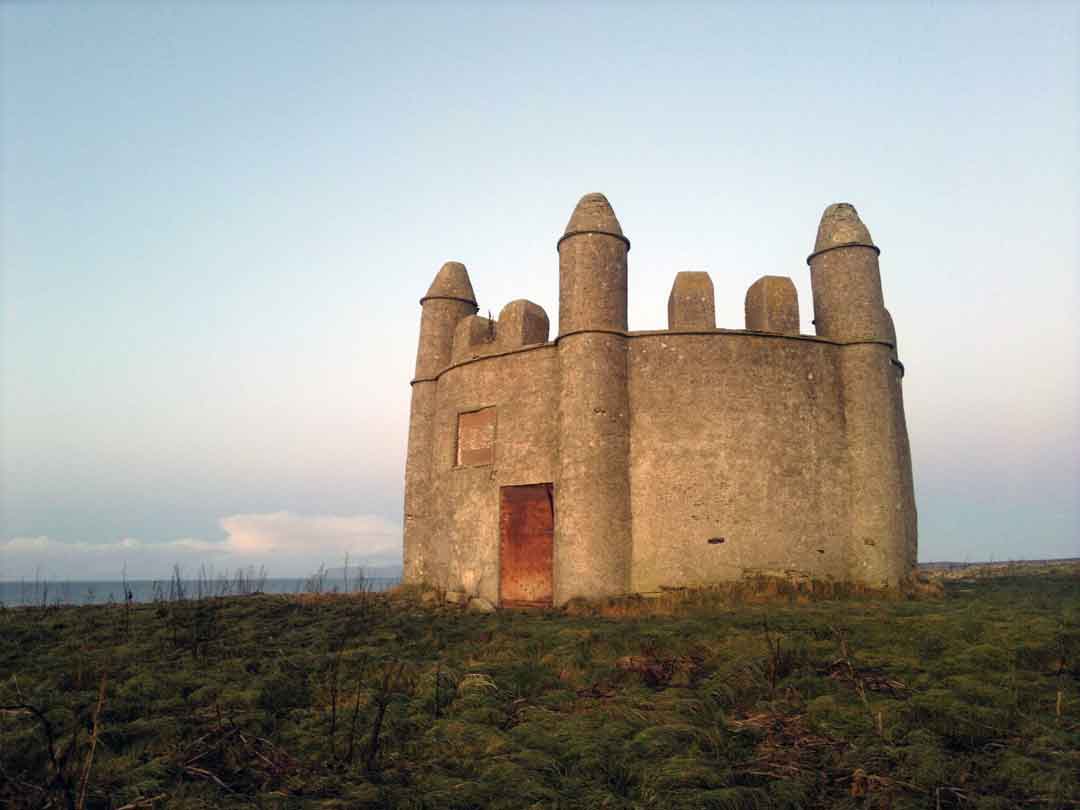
[1,570,1077,809]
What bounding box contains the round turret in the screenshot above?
[414,261,478,379]
[807,205,913,586]
[557,193,629,336]
[405,261,479,587]
[807,203,890,342]
[555,193,633,600]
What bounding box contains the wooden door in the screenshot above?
[499,484,554,607]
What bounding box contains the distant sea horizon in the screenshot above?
[0,569,403,608]
[4,558,1075,608]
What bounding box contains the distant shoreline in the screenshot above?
[0,575,401,608]
[919,557,1079,569]
[5,557,1076,584]
[3,558,1076,607]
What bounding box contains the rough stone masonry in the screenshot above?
[403,194,917,607]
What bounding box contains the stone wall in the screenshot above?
[417,327,915,601]
[425,345,560,604]
[625,331,851,592]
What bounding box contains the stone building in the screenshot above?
[403,193,917,606]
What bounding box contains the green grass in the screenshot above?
[1,574,1077,809]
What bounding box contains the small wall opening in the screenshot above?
[456,407,496,466]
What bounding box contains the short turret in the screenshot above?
[404,261,478,586]
[807,204,890,342]
[415,261,478,378]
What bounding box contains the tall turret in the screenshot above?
[558,193,629,335]
[404,261,478,584]
[808,203,890,342]
[555,193,632,600]
[807,205,916,586]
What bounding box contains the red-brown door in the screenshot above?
[499,484,554,607]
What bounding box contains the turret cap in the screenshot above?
[421,261,477,307]
[558,192,630,250]
[808,203,879,263]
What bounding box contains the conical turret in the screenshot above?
[812,203,876,255]
[806,204,915,586]
[560,192,628,244]
[555,193,633,601]
[557,193,629,336]
[404,261,478,586]
[414,261,478,379]
[807,203,889,342]
[422,261,477,308]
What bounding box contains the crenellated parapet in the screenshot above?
[412,203,911,376]
[450,301,550,363]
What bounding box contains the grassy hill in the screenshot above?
[1,570,1077,809]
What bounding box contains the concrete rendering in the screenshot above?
[403,194,917,606]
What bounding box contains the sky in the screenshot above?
[1,1,1077,580]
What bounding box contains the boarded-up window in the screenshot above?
[456,407,496,466]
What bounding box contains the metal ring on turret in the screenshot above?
[557,229,631,251]
[805,242,880,264]
[418,295,479,309]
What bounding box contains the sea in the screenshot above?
[0,575,401,608]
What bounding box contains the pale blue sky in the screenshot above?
[2,1,1077,579]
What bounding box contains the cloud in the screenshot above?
[170,537,228,553]
[218,511,399,557]
[5,535,50,551]
[5,535,150,554]
[1,512,402,580]
[0,535,221,579]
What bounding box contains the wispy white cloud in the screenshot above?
[5,535,50,551]
[5,535,155,554]
[1,512,402,580]
[218,511,399,557]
